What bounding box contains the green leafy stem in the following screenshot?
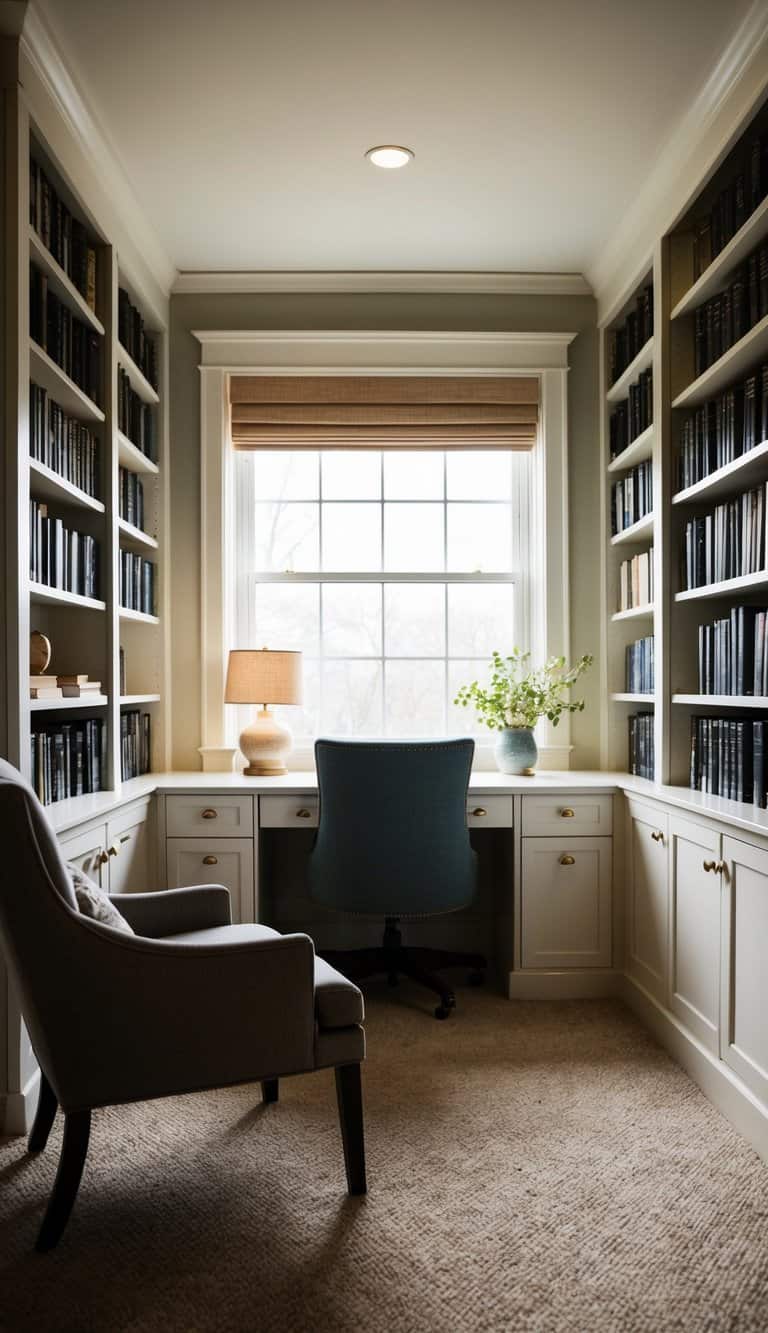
[454,649,594,732]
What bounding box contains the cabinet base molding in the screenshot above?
[3,1067,40,1136]
[621,975,768,1166]
[508,969,622,1000]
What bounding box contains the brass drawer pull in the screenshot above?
[201,808,218,820]
[560,808,575,818]
[703,860,724,875]
[107,844,120,858]
[98,849,110,866]
[471,807,487,817]
[296,809,313,819]
[559,854,575,866]
[651,830,664,843]
[202,855,218,866]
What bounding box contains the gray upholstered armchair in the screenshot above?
[0,760,366,1251]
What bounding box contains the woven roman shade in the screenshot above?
[229,375,539,447]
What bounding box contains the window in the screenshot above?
[232,448,531,743]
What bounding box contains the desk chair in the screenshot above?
[309,739,486,1019]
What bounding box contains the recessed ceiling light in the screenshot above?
[365,145,414,169]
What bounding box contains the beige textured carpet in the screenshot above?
[1,989,767,1333]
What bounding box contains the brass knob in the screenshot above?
[651,830,664,843]
[559,854,575,866]
[703,860,721,873]
[202,855,218,866]
[201,808,218,820]
[107,844,120,858]
[98,850,110,866]
[471,807,487,817]
[296,809,312,818]
[560,808,575,818]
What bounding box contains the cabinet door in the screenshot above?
[721,835,768,1105]
[106,800,154,896]
[166,838,255,925]
[521,836,612,968]
[625,799,669,1005]
[58,822,108,886]
[669,815,722,1054]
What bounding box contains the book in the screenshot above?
[30,687,63,699]
[56,674,90,685]
[60,683,102,697]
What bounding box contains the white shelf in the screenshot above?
[672,439,768,507]
[606,338,654,404]
[118,517,158,551]
[118,344,159,405]
[610,513,654,546]
[29,226,104,335]
[29,458,104,513]
[673,694,768,708]
[119,607,159,624]
[611,693,655,703]
[612,604,655,622]
[675,571,768,602]
[120,694,161,705]
[30,694,108,711]
[29,340,105,423]
[607,424,654,473]
[30,582,105,611]
[117,430,159,475]
[672,314,768,408]
[671,195,768,320]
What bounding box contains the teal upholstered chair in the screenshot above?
[309,739,485,1019]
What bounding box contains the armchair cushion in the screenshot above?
[110,885,232,937]
[69,867,133,935]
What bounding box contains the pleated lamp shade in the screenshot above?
[225,649,303,706]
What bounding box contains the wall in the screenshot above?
[169,292,599,770]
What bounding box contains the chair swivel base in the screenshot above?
[319,918,487,1020]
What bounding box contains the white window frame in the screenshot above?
[195,330,574,771]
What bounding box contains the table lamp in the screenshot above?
[225,648,303,776]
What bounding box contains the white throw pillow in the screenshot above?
[68,866,134,935]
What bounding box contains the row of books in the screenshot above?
[693,244,768,379]
[29,157,97,312]
[119,551,155,616]
[611,461,653,536]
[30,500,99,599]
[697,606,768,696]
[677,367,768,491]
[31,718,105,806]
[121,709,151,780]
[618,548,654,612]
[119,467,146,531]
[118,367,156,461]
[691,133,768,282]
[608,285,654,385]
[689,716,768,806]
[30,267,101,407]
[30,673,103,701]
[628,712,654,781]
[682,485,766,589]
[609,368,653,460]
[625,637,654,694]
[118,288,158,390]
[29,381,99,498]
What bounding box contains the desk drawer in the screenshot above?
[521,794,612,837]
[165,795,254,837]
[466,797,513,828]
[260,795,319,828]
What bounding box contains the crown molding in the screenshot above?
[173,270,592,297]
[591,0,768,322]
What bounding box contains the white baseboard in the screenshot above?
[621,975,768,1166]
[508,969,622,999]
[2,1068,40,1136]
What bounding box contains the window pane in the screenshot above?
[448,583,515,656]
[273,657,320,738]
[251,451,319,500]
[384,503,444,571]
[322,503,381,571]
[384,583,445,656]
[323,583,382,656]
[322,451,381,500]
[385,660,445,737]
[447,451,512,500]
[384,451,443,499]
[447,504,511,571]
[321,661,382,735]
[448,660,492,736]
[252,582,319,654]
[254,502,319,571]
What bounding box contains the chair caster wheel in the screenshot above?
[468,970,485,987]
[434,1004,452,1020]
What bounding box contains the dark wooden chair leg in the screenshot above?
[35,1110,91,1252]
[28,1072,58,1153]
[261,1078,279,1103]
[334,1063,367,1196]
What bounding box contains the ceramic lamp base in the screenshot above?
[239,708,292,777]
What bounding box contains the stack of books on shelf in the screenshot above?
[609,368,653,459]
[618,549,654,611]
[698,606,768,695]
[121,709,151,779]
[677,367,768,488]
[119,467,145,530]
[29,673,102,700]
[119,551,155,615]
[625,637,654,694]
[29,500,99,598]
[689,716,768,806]
[30,382,99,496]
[608,284,653,385]
[611,461,653,535]
[118,367,156,460]
[693,241,768,377]
[30,717,105,805]
[682,485,766,588]
[628,713,654,780]
[692,134,768,281]
[118,288,158,390]
[29,158,97,310]
[29,267,101,405]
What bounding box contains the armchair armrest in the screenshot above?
[110,884,232,937]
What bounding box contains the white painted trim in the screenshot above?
[176,271,592,297]
[3,1066,39,1136]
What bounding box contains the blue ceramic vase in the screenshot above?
[494,727,538,775]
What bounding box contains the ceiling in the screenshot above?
[36,0,758,279]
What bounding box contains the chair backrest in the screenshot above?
[309,739,478,917]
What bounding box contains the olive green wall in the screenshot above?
[169,292,600,769]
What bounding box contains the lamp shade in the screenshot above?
[225,649,303,705]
